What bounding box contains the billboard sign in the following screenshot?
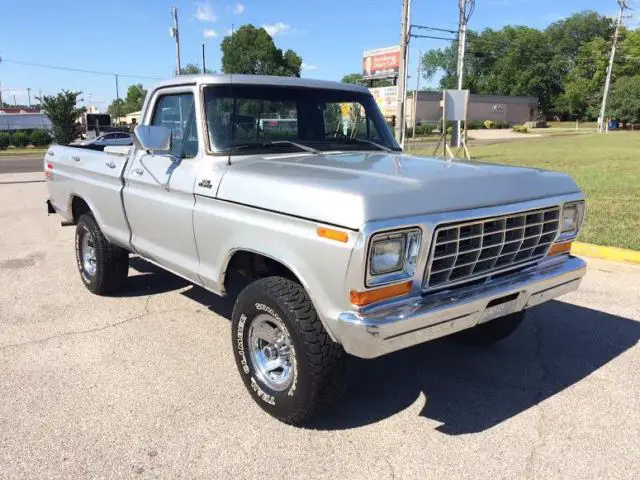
[370,86,398,118]
[362,46,400,79]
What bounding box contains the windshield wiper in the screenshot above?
[341,138,395,153]
[268,140,319,154]
[220,140,319,154]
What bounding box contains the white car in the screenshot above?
[83,132,133,147]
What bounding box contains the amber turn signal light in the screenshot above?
[547,241,572,256]
[350,281,413,307]
[317,226,349,243]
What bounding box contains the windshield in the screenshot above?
[203,85,400,154]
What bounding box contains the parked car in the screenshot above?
[81,132,133,147]
[45,74,587,425]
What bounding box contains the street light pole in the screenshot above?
[598,0,627,134]
[395,0,411,143]
[27,88,31,107]
[171,7,182,75]
[454,0,474,148]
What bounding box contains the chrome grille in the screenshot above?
[423,206,560,290]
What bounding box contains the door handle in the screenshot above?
[131,167,144,176]
[105,161,116,169]
[72,155,80,162]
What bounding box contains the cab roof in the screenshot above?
[151,74,371,94]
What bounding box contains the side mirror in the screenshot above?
[134,125,171,154]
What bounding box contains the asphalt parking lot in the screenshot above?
[1,173,639,479]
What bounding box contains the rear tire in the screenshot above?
[454,311,526,346]
[231,276,346,425]
[75,213,129,295]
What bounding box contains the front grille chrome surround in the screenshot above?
[423,206,561,291]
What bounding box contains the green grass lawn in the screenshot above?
[0,147,48,157]
[412,133,640,251]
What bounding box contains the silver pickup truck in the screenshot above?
[46,74,587,425]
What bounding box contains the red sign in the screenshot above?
[362,46,400,79]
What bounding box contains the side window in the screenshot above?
[151,92,197,158]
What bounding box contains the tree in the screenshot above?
[418,11,622,117]
[179,63,215,75]
[124,84,147,112]
[609,75,640,124]
[221,24,302,77]
[341,73,363,84]
[38,90,85,145]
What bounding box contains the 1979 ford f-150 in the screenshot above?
[45,74,586,424]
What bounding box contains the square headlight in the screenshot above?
[367,229,422,286]
[559,201,585,240]
[370,236,405,275]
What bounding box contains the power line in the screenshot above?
[411,24,459,35]
[411,33,457,41]
[0,57,161,80]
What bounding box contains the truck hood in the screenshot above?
[216,151,580,230]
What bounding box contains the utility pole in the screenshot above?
[170,7,182,75]
[115,74,120,121]
[412,49,422,139]
[454,0,474,147]
[0,82,3,108]
[395,0,411,143]
[202,43,206,73]
[27,88,31,107]
[599,0,627,134]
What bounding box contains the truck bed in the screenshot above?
[46,145,132,248]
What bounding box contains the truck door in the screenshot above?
[122,89,201,283]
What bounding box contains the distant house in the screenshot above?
[407,92,539,125]
[0,110,52,131]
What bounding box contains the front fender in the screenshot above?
[193,197,356,341]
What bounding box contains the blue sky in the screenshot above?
[0,0,632,111]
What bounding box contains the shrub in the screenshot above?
[0,132,9,150]
[414,123,436,135]
[446,126,453,135]
[467,120,485,130]
[438,119,455,134]
[495,120,511,129]
[512,125,528,133]
[30,129,51,147]
[11,131,30,148]
[483,120,495,129]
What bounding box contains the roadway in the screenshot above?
[0,155,43,174]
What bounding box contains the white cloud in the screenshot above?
[262,22,291,37]
[233,3,245,14]
[195,2,217,22]
[204,29,218,38]
[301,63,317,71]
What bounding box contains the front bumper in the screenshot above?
[336,255,586,358]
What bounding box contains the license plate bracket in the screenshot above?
[478,292,523,324]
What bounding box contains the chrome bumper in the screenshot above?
[336,255,586,359]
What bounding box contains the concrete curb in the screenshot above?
[573,242,640,265]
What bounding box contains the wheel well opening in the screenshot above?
[224,251,299,297]
[71,196,91,224]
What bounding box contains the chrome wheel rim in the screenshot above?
[81,229,97,277]
[248,313,295,392]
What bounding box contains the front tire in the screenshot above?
[75,213,129,295]
[454,311,526,346]
[231,276,346,425]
